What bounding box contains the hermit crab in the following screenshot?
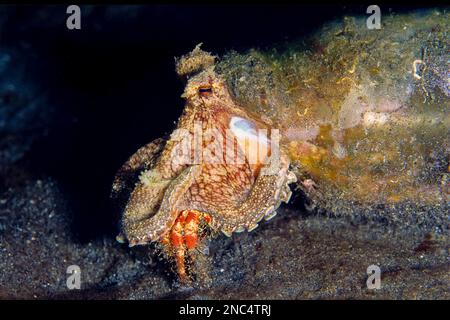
[112,10,449,282]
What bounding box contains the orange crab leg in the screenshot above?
[170,212,187,281]
[184,211,199,250]
[185,210,213,249]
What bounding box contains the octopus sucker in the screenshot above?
[112,10,449,282]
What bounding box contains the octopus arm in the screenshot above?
[122,164,202,245]
[111,138,166,201]
[189,152,296,236]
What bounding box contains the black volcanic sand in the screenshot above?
[0,5,449,299]
[0,176,448,299]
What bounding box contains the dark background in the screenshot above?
[0,4,440,242]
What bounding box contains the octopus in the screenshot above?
[111,10,449,283]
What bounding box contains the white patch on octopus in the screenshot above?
[229,116,270,165]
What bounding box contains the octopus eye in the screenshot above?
[198,85,212,96]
